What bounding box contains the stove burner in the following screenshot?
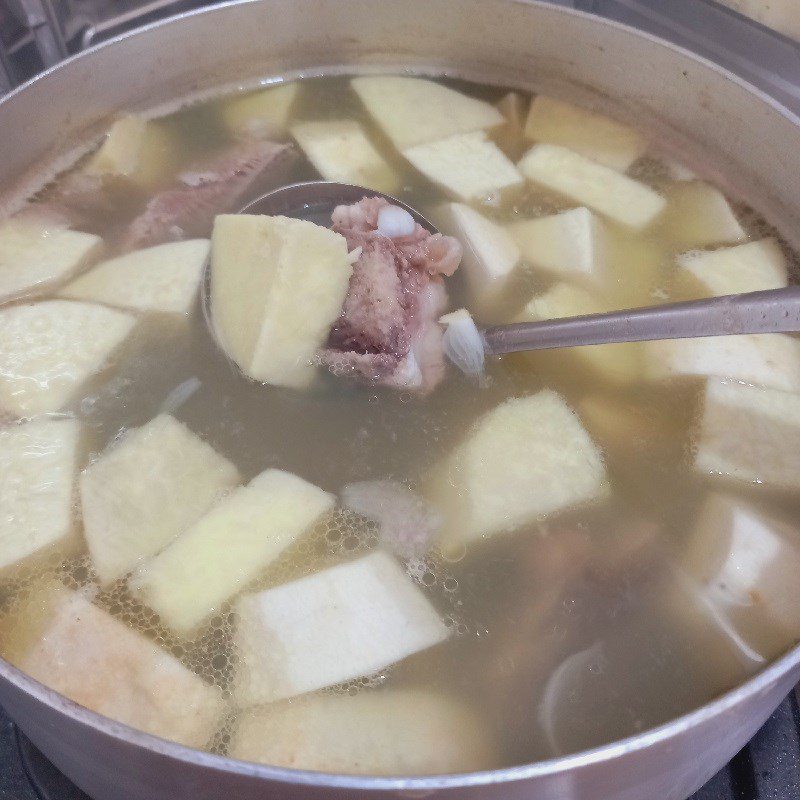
[16,728,89,800]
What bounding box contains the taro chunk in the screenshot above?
[0,300,136,418]
[231,689,496,775]
[518,144,666,230]
[523,95,647,171]
[60,240,209,316]
[508,207,606,288]
[695,378,800,490]
[676,238,787,298]
[130,469,334,636]
[0,418,79,576]
[210,214,353,389]
[220,83,300,138]
[291,120,400,194]
[646,333,800,393]
[430,391,608,552]
[80,414,240,584]
[3,587,225,748]
[234,551,449,705]
[351,76,504,149]
[0,215,103,303]
[683,493,800,655]
[403,132,523,203]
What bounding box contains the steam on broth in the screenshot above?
[1,74,800,774]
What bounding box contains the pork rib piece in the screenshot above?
[318,197,462,394]
[120,139,296,250]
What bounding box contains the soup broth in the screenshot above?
[1,74,800,773]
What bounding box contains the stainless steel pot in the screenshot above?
[2,1,800,797]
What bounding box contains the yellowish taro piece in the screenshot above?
[351,75,504,150]
[2,586,225,748]
[695,378,800,490]
[130,469,335,636]
[0,418,79,576]
[0,300,137,418]
[518,144,666,230]
[0,215,103,303]
[80,413,240,584]
[60,240,209,316]
[430,391,608,552]
[683,493,800,654]
[523,95,647,171]
[646,333,800,393]
[508,207,607,288]
[675,238,787,298]
[494,91,528,158]
[290,120,400,194]
[220,83,300,138]
[518,283,643,385]
[439,203,520,306]
[85,115,178,189]
[231,689,497,775]
[211,214,353,389]
[234,551,449,706]
[403,132,524,203]
[658,181,746,249]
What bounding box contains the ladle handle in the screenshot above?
[482,286,800,355]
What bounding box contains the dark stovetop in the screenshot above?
[3,688,800,800]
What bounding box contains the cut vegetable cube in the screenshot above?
[231,689,496,774]
[659,181,746,249]
[676,238,787,298]
[646,333,800,392]
[211,214,353,389]
[518,144,666,230]
[403,132,523,203]
[695,378,800,490]
[0,214,103,303]
[85,115,178,189]
[683,493,800,652]
[439,203,520,305]
[0,418,79,576]
[130,469,334,635]
[220,83,300,138]
[430,391,608,552]
[60,239,209,316]
[81,414,240,584]
[3,586,225,747]
[523,95,647,171]
[0,300,136,418]
[508,207,606,287]
[604,224,668,308]
[351,76,504,149]
[291,119,400,194]
[518,283,643,385]
[234,551,449,705]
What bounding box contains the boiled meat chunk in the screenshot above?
[121,138,296,249]
[318,197,462,393]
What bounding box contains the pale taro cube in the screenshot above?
[130,469,334,635]
[351,76,504,149]
[60,239,209,316]
[81,413,240,584]
[231,689,496,775]
[0,418,79,576]
[695,378,800,490]
[431,391,608,552]
[234,551,449,705]
[220,83,300,138]
[518,144,666,230]
[523,95,647,171]
[403,132,523,203]
[0,300,136,418]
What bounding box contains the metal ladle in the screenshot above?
[208,180,800,372]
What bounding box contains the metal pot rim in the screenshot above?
[2,0,800,790]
